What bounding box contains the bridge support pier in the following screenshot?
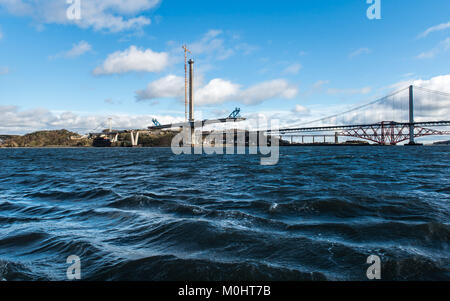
[407,85,418,145]
[188,60,196,146]
[130,131,140,147]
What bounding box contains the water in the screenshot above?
[0,146,449,281]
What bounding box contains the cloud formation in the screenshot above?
[136,76,298,106]
[93,46,169,75]
[417,37,450,59]
[0,0,160,32]
[323,75,450,126]
[239,79,298,105]
[282,63,302,75]
[196,79,241,105]
[51,40,92,59]
[65,40,92,57]
[136,75,184,100]
[0,105,182,135]
[1,74,449,139]
[410,75,450,120]
[312,80,330,90]
[349,48,371,58]
[292,105,310,115]
[189,29,235,61]
[175,29,258,64]
[418,21,450,38]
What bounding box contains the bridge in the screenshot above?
[266,85,450,145]
[90,85,450,146]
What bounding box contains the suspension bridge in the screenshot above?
[267,85,450,145]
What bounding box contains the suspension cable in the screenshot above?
[282,86,409,128]
[414,86,450,98]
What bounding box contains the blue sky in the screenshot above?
[0,0,450,134]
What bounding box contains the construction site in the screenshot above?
[90,44,249,148]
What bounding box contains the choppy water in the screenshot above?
[0,146,449,281]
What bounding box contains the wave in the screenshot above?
[89,255,328,281]
[0,147,449,280]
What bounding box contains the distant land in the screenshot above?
[0,130,91,148]
[0,130,448,148]
[0,130,177,148]
[433,140,450,145]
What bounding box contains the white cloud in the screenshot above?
[196,79,241,105]
[312,80,330,89]
[189,29,234,61]
[2,76,448,139]
[292,105,310,115]
[93,46,169,75]
[294,80,329,100]
[166,30,258,71]
[391,75,450,120]
[410,75,450,119]
[409,74,450,92]
[282,63,302,75]
[136,75,184,100]
[136,76,298,106]
[417,37,450,59]
[313,75,450,127]
[349,47,371,58]
[65,40,92,57]
[0,0,160,32]
[418,21,450,38]
[51,40,92,59]
[240,79,298,105]
[0,105,182,135]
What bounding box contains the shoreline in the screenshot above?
[1,144,445,149]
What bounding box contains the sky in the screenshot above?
[0,0,450,136]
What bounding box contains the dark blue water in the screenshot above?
[0,147,449,281]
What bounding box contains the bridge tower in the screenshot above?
[189,59,194,122]
[408,85,416,145]
[188,59,195,146]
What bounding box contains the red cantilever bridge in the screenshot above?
[272,120,450,146]
[267,85,450,145]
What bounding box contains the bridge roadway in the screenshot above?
[266,121,450,134]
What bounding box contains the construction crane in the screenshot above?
[182,45,192,122]
[228,108,241,118]
[152,118,162,127]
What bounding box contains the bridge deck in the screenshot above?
[268,121,450,134]
[147,118,246,130]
